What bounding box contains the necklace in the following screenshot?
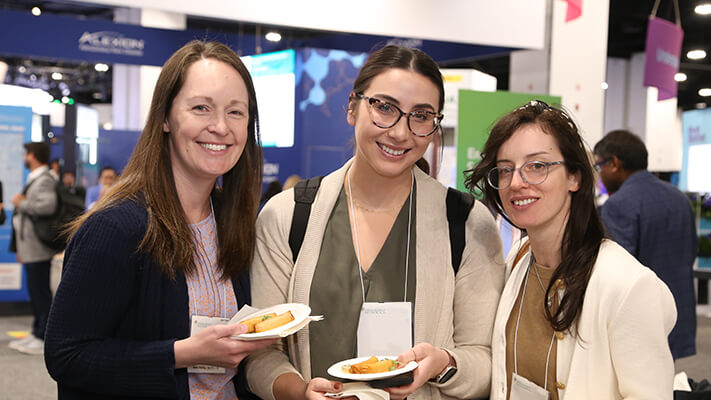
[347,167,414,302]
[532,262,553,308]
[352,200,402,213]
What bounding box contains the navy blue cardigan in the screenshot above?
[44,198,256,399]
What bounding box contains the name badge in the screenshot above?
[510,373,550,400]
[356,302,412,357]
[187,315,230,374]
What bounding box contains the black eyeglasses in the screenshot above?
[594,158,611,172]
[487,160,566,190]
[354,93,443,137]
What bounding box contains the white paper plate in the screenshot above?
[232,303,311,340]
[327,356,418,381]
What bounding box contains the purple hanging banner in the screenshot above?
[643,16,684,101]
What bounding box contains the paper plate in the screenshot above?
[232,303,311,340]
[327,356,418,381]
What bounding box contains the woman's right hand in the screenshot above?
[274,374,352,400]
[304,378,348,399]
[173,323,277,369]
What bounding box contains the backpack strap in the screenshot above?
[288,176,324,263]
[446,187,476,275]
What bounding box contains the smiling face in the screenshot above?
[347,68,439,180]
[496,123,580,237]
[163,58,249,188]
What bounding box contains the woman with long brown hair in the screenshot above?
[465,100,676,399]
[44,40,275,399]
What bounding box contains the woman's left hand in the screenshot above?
[385,343,451,400]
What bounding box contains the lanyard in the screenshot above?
[188,199,228,319]
[513,255,556,391]
[347,167,414,303]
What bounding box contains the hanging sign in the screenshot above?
[643,17,684,101]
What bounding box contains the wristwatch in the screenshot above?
[430,349,457,384]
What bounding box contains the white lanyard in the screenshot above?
[346,167,414,303]
[513,256,556,391]
[189,199,228,319]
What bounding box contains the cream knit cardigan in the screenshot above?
[246,160,505,400]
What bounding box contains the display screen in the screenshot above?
[687,143,711,193]
[241,49,295,148]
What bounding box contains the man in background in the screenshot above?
[85,166,117,209]
[594,129,698,359]
[9,142,58,355]
[61,170,86,202]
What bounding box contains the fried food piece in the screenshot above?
[255,311,295,333]
[350,359,396,374]
[342,356,377,373]
[239,313,277,333]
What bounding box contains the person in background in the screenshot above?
[8,142,58,355]
[465,100,676,399]
[281,174,302,191]
[61,170,86,201]
[0,179,5,225]
[594,129,697,360]
[247,45,504,400]
[259,180,283,211]
[49,159,60,180]
[44,40,275,399]
[84,166,117,209]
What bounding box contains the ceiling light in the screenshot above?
[674,72,687,82]
[51,72,62,80]
[687,49,707,60]
[265,32,282,42]
[31,7,41,16]
[18,65,27,73]
[695,3,711,15]
[699,88,711,97]
[94,63,109,72]
[601,82,608,90]
[61,96,69,104]
[696,102,708,109]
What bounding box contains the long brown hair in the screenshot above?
[68,40,263,279]
[464,101,604,333]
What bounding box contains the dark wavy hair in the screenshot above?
[464,100,604,333]
[68,40,263,280]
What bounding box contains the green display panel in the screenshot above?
[456,91,561,191]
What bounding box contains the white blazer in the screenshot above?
[490,238,676,400]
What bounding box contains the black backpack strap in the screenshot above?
[288,176,324,263]
[446,187,476,275]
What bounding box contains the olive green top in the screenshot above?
[309,186,417,379]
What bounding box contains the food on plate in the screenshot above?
[342,357,400,374]
[239,313,277,333]
[255,311,295,333]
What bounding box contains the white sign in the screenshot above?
[0,263,22,290]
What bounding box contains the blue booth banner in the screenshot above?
[0,105,33,301]
[1,8,515,68]
[0,9,283,67]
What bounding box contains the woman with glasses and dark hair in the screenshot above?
[246,45,505,400]
[465,100,676,399]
